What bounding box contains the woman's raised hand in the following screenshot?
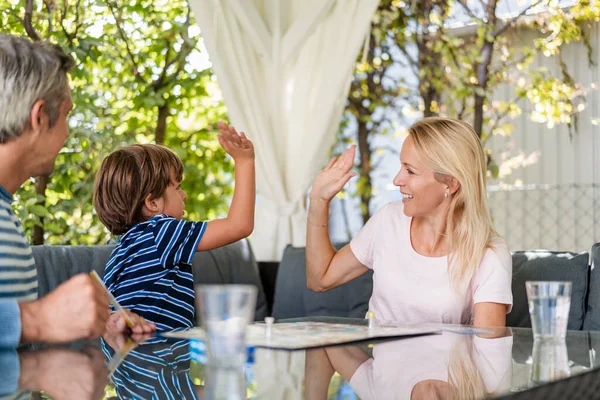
[310,145,357,203]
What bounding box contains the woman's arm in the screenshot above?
[473,302,509,328]
[472,243,513,328]
[306,145,368,292]
[305,242,368,292]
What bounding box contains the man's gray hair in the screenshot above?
[0,34,75,143]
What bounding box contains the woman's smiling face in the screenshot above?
[392,134,449,218]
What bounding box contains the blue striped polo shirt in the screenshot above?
[0,185,37,301]
[104,215,206,330]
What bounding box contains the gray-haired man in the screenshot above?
[0,34,154,347]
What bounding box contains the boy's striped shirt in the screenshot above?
[104,214,206,329]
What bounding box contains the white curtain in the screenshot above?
[189,0,379,261]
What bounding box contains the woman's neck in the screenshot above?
[410,208,450,257]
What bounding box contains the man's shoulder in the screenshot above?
[0,198,37,301]
[0,197,15,219]
[0,201,28,243]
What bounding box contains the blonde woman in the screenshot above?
[306,117,512,327]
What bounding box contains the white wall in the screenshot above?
[486,23,600,252]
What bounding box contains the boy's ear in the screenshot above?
[142,193,162,215]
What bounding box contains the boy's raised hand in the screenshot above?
[217,122,254,162]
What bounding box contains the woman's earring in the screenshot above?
[444,190,449,198]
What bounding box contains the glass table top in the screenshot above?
[2,317,600,400]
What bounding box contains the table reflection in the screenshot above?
[307,329,514,400]
[102,335,200,399]
[530,339,570,384]
[0,346,107,400]
[6,325,595,400]
[103,332,260,400]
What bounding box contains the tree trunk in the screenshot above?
[23,0,47,245]
[155,103,169,144]
[415,1,442,118]
[357,108,372,226]
[472,0,498,138]
[32,175,48,245]
[24,0,41,41]
[420,76,440,118]
[340,196,353,241]
[355,34,377,225]
[417,35,436,116]
[473,40,494,138]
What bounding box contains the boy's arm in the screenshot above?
[197,123,255,251]
[197,159,255,251]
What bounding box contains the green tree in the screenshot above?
[1,0,234,245]
[336,0,599,226]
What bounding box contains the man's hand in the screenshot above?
[105,309,156,336]
[217,122,254,162]
[20,274,110,343]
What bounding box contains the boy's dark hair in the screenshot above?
[94,144,184,235]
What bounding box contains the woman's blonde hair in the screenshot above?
[408,117,497,290]
[447,336,487,399]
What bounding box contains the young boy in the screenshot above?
[94,122,255,330]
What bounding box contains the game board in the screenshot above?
[162,321,441,350]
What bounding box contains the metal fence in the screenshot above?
[488,184,600,253]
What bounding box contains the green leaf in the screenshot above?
[29,205,49,218]
[488,164,500,179]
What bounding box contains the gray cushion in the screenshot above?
[31,245,114,296]
[272,244,373,319]
[271,245,306,318]
[583,243,600,330]
[31,239,267,321]
[507,250,589,330]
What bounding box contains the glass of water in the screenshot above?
[196,284,257,367]
[525,281,572,339]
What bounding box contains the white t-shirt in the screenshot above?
[349,332,514,400]
[350,201,513,325]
